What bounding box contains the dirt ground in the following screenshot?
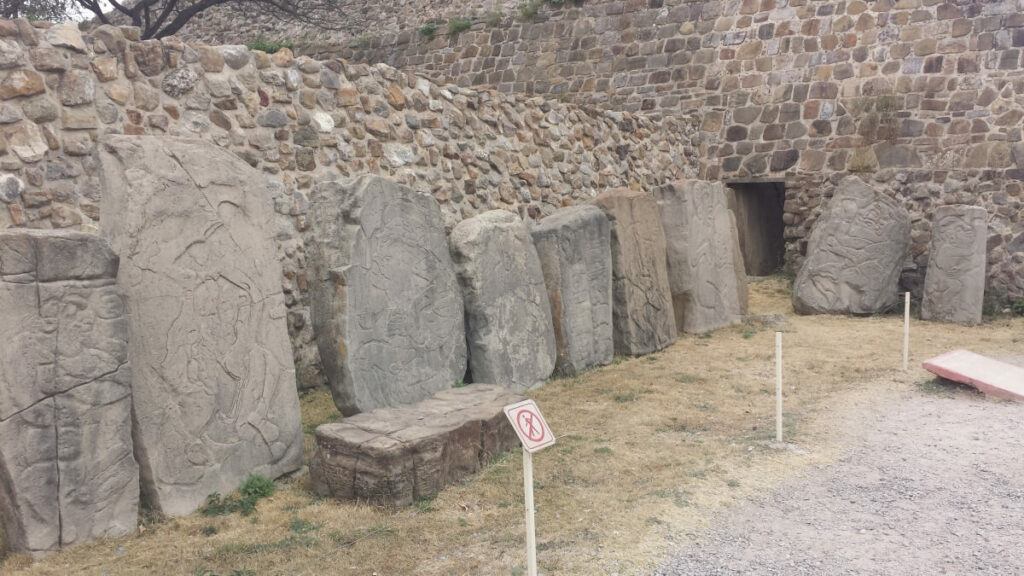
[3,277,1022,575]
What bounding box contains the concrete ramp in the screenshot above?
[923,350,1024,401]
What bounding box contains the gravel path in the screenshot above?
[656,389,1024,576]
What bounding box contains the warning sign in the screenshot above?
[504,399,555,453]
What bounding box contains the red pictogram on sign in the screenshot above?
[504,399,556,453]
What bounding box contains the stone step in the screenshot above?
[922,349,1024,401]
[310,384,524,506]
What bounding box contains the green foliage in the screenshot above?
[419,21,439,39]
[517,0,543,20]
[1011,299,1024,316]
[288,516,321,535]
[448,17,473,36]
[200,475,275,517]
[485,10,504,26]
[246,37,294,54]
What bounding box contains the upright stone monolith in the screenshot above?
[921,205,988,325]
[531,205,614,376]
[99,136,302,517]
[655,180,748,334]
[449,210,556,390]
[793,176,911,315]
[308,176,467,415]
[593,189,676,355]
[0,230,138,555]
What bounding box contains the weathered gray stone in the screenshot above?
[655,180,748,334]
[793,176,911,315]
[921,205,988,325]
[593,189,677,355]
[0,173,24,203]
[0,230,137,556]
[530,205,613,376]
[308,176,466,416]
[310,384,522,506]
[98,135,302,517]
[449,210,556,390]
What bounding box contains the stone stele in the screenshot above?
[449,210,556,391]
[308,175,467,416]
[530,204,614,376]
[98,136,302,517]
[921,205,988,325]
[0,230,138,555]
[655,180,749,334]
[593,188,677,356]
[310,384,523,506]
[793,176,911,315]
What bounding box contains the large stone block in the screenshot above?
[531,205,614,376]
[592,189,677,355]
[655,180,749,334]
[449,210,556,390]
[98,136,302,517]
[308,176,466,415]
[310,384,522,506]
[793,176,911,315]
[0,230,137,555]
[921,205,988,325]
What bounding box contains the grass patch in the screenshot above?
[448,17,472,36]
[200,475,275,517]
[245,37,293,54]
[418,21,439,39]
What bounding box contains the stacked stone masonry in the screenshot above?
[0,18,697,390]
[307,0,1024,301]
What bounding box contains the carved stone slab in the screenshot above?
[449,210,556,391]
[0,230,137,555]
[655,180,749,334]
[921,205,988,325]
[593,189,677,355]
[531,205,614,377]
[310,384,523,506]
[308,176,467,415]
[98,136,302,517]
[793,176,911,315]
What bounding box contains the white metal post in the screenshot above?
[523,447,537,576]
[903,292,910,371]
[775,331,783,443]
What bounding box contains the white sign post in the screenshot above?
[902,291,910,371]
[775,331,783,444]
[504,399,556,576]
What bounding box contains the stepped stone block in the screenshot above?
[310,384,523,506]
[655,180,749,334]
[98,136,302,517]
[531,205,614,376]
[0,230,137,555]
[921,205,988,325]
[793,176,911,315]
[593,189,677,355]
[449,210,556,390]
[308,176,466,415]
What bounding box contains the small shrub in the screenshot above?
[448,17,473,36]
[200,474,275,517]
[240,474,275,500]
[201,525,218,537]
[419,21,438,39]
[1011,299,1024,316]
[246,37,293,54]
[415,496,436,513]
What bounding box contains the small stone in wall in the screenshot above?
[0,174,25,203]
[0,69,46,100]
[0,38,24,68]
[44,23,87,53]
[9,121,48,163]
[161,66,199,97]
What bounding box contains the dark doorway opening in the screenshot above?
[727,181,785,276]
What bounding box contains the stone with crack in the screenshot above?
[98,135,302,517]
[308,175,466,415]
[0,229,138,556]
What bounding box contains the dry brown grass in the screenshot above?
[4,277,1021,575]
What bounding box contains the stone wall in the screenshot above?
[0,18,697,389]
[304,0,1024,300]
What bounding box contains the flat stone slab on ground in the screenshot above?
[922,349,1024,401]
[593,189,676,355]
[99,136,303,517]
[0,230,138,555]
[531,204,614,376]
[310,384,523,506]
[308,175,466,415]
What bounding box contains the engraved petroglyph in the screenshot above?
[308,176,466,415]
[98,136,302,517]
[0,230,137,556]
[793,176,911,315]
[922,205,988,325]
